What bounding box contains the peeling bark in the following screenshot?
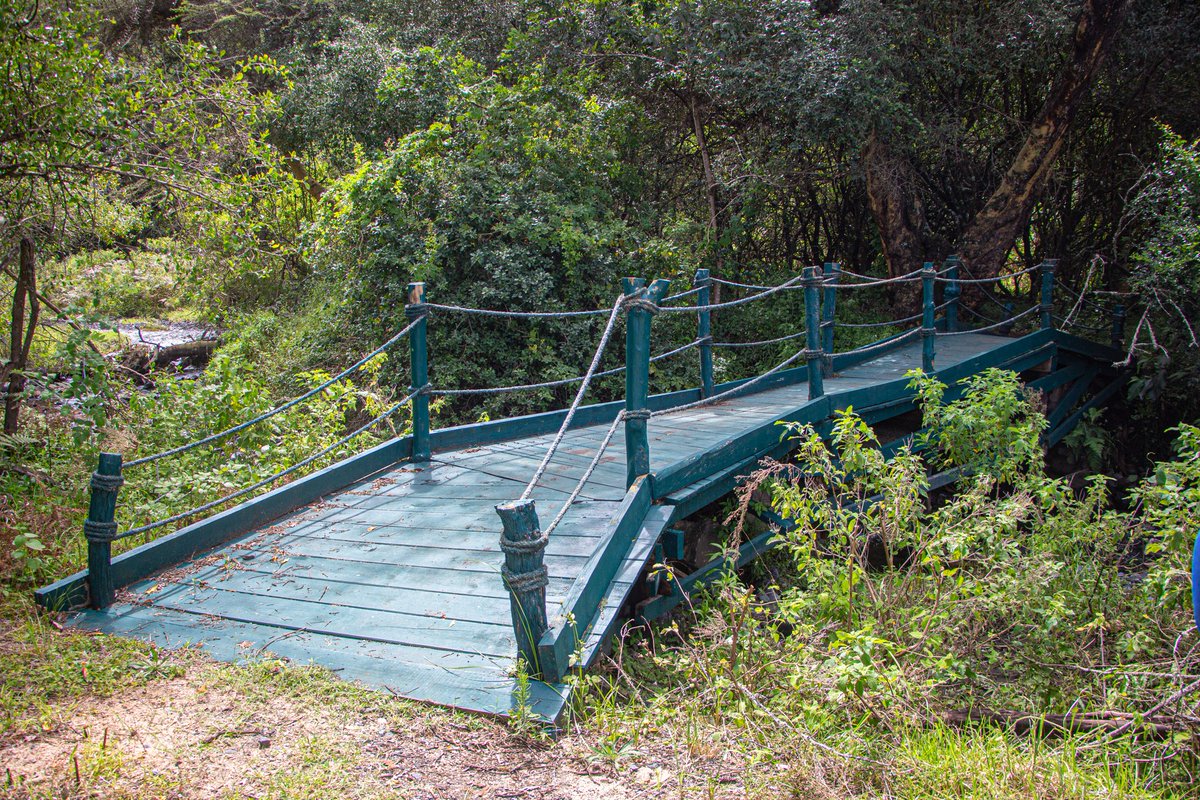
[959,0,1131,276]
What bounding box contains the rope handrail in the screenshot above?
[940,305,1039,336]
[832,266,929,289]
[710,276,801,292]
[423,302,610,319]
[431,338,703,396]
[651,345,815,417]
[935,262,1042,284]
[833,310,925,330]
[661,285,704,304]
[541,412,625,536]
[116,384,426,540]
[124,318,422,469]
[519,293,627,502]
[832,325,923,357]
[712,329,808,348]
[656,274,805,314]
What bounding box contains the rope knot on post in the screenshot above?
[500,530,550,555]
[403,302,430,320]
[622,408,651,421]
[90,471,124,492]
[83,520,118,543]
[501,564,549,593]
[623,296,660,315]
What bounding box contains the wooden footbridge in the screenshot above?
[37,259,1127,722]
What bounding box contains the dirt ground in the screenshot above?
[1,654,745,800]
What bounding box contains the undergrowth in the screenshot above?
[576,368,1199,798]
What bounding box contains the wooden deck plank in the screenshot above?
[71,607,569,721]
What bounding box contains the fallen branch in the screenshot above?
[945,707,1182,739]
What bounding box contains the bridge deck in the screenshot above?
[66,333,1028,720]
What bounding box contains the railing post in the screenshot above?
[694,269,715,398]
[943,255,961,333]
[84,452,123,609]
[623,276,670,488]
[1040,259,1057,331]
[496,499,549,677]
[803,266,825,400]
[922,263,937,372]
[405,282,430,461]
[821,262,839,371]
[1110,303,1127,350]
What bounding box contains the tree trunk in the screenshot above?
[864,131,929,280]
[688,93,723,301]
[4,238,40,433]
[958,0,1131,276]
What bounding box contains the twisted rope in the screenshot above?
[83,519,118,543]
[500,531,550,555]
[117,384,426,540]
[519,293,626,502]
[710,276,795,292]
[661,285,704,304]
[940,305,1039,336]
[425,302,609,318]
[712,329,808,348]
[541,411,626,537]
[832,326,923,357]
[125,318,421,468]
[656,275,805,314]
[652,347,812,417]
[832,266,928,289]
[431,339,703,397]
[936,262,1042,284]
[501,564,549,592]
[90,471,125,492]
[833,310,924,329]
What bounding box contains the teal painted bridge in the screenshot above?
[36,261,1127,722]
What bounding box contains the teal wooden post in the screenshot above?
[1040,260,1057,330]
[84,452,123,609]
[804,266,825,399]
[496,499,548,676]
[405,282,430,461]
[622,277,670,488]
[922,263,937,372]
[943,255,961,333]
[1110,303,1127,350]
[821,262,839,370]
[694,269,714,398]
